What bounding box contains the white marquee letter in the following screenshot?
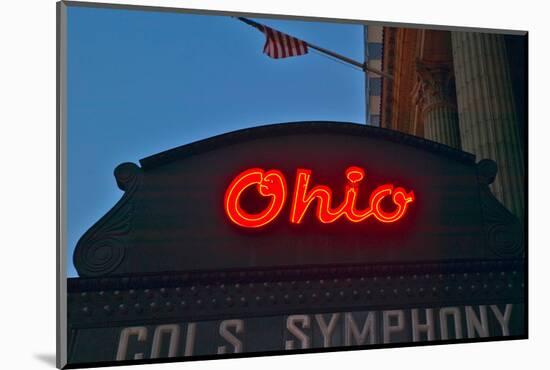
[217,319,244,354]
[315,313,340,347]
[439,307,463,340]
[151,324,180,358]
[116,326,147,361]
[344,312,377,345]
[411,308,435,342]
[490,304,513,336]
[285,315,311,349]
[184,323,196,356]
[465,306,489,338]
[383,310,405,343]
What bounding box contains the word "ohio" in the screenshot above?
[224,166,415,228]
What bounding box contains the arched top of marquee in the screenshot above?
[138,121,475,170]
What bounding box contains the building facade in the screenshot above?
[378,27,526,219]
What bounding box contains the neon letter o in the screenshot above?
[224,168,287,228]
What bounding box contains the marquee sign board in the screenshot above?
[67,122,525,367]
[73,122,522,277]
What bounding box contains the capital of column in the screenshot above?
[414,60,457,117]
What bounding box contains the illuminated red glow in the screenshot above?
[224,166,415,228]
[224,168,287,228]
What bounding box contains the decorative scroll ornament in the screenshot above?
[477,159,523,257]
[73,163,143,277]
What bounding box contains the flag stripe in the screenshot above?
[289,36,297,55]
[274,30,283,58]
[282,33,291,57]
[265,27,274,57]
[260,24,308,59]
[271,29,279,58]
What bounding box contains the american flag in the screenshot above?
[260,25,308,59]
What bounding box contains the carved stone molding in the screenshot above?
[415,60,457,116]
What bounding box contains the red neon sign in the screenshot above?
[224,166,415,228]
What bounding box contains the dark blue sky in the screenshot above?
[67,5,366,277]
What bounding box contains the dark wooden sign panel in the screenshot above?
[74,122,522,277]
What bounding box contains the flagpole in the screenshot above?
[236,17,393,80]
[306,41,393,80]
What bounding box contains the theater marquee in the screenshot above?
[67,122,525,366]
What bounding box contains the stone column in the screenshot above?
[451,32,524,219]
[414,60,462,149]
